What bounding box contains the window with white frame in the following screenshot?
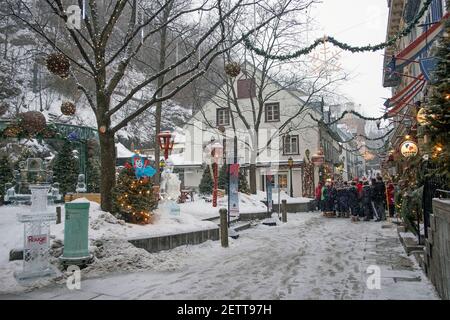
[283,135,299,155]
[265,103,280,122]
[216,108,230,126]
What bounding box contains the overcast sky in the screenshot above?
[310,0,392,116]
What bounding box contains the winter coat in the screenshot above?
[361,185,372,205]
[348,186,359,208]
[321,186,329,201]
[337,187,349,207]
[356,183,363,199]
[315,185,322,200]
[372,181,386,203]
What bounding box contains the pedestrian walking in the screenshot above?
[321,180,335,217]
[372,176,387,222]
[337,182,350,218]
[361,181,373,221]
[348,181,359,222]
[315,182,323,211]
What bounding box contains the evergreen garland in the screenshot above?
[199,165,214,195]
[0,156,13,205]
[52,140,79,195]
[243,0,434,60]
[425,2,450,183]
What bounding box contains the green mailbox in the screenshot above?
[60,201,92,266]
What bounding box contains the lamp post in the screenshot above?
[211,142,223,208]
[157,131,175,160]
[288,157,294,198]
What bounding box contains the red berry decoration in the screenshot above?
[19,111,47,135]
[46,53,70,79]
[61,101,76,116]
[224,62,241,77]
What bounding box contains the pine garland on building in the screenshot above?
[52,140,79,195]
[0,156,13,205]
[199,165,213,195]
[243,0,433,60]
[426,4,450,183]
[112,166,157,225]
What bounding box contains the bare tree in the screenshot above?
[5,0,299,211]
[192,0,347,193]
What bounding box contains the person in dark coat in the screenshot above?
[329,182,338,215]
[361,181,373,221]
[372,176,387,221]
[337,182,350,218]
[348,181,359,221]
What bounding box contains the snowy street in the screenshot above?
[1,212,438,300]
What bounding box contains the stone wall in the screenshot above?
[129,227,219,253]
[424,199,450,300]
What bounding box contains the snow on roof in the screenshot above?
[116,142,134,159]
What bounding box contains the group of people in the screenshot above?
[315,174,395,222]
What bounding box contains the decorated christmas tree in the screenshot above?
[86,158,100,193]
[0,156,13,205]
[112,166,157,224]
[199,165,213,195]
[426,7,450,183]
[52,140,79,195]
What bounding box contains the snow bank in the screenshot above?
[256,190,313,204]
[179,192,268,220]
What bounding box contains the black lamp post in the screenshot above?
[288,157,294,197]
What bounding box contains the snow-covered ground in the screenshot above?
[0,212,439,300]
[180,193,268,220]
[0,199,217,293]
[256,190,313,204]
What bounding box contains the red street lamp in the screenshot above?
[211,142,223,208]
[157,131,174,160]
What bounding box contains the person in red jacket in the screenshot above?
[315,182,323,211]
[387,182,395,217]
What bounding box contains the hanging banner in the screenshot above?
[266,173,273,213]
[228,164,240,217]
[420,57,439,83]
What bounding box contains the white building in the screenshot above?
[174,63,342,197]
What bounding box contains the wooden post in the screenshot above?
[282,199,287,223]
[56,206,61,224]
[220,208,228,248]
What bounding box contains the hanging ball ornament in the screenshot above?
[61,101,76,116]
[45,53,70,79]
[19,111,47,135]
[224,62,241,77]
[99,125,107,134]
